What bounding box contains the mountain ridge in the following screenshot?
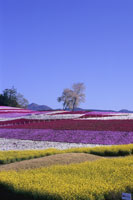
[28,103,53,111]
[27,103,133,113]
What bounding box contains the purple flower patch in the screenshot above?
[0,129,133,145]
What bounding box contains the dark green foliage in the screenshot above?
[0,183,62,200]
[0,86,28,108]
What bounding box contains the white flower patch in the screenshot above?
[0,106,22,110]
[24,113,84,120]
[0,110,32,113]
[46,110,69,115]
[0,138,106,151]
[78,113,133,120]
[0,113,84,121]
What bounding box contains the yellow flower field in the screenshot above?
[0,156,133,200]
[0,144,133,164]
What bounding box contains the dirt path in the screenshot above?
[0,153,103,171]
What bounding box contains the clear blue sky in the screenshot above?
[0,0,133,110]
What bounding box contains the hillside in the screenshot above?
[28,103,53,111]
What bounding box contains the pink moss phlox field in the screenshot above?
[49,111,115,116]
[0,106,51,115]
[0,113,31,118]
[0,106,52,119]
[0,128,133,145]
[0,106,133,146]
[49,111,88,115]
[80,114,116,118]
[88,111,116,115]
[1,119,133,132]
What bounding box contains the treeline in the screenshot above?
[0,87,29,108]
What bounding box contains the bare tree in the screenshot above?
[57,83,85,111]
[57,89,73,110]
[71,83,85,110]
[17,93,29,108]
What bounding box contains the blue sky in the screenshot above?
[0,0,133,110]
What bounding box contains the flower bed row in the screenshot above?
[79,114,116,118]
[1,119,133,132]
[0,128,133,145]
[0,119,35,125]
[0,113,31,118]
[49,111,89,115]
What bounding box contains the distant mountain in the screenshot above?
[28,104,133,113]
[65,107,85,111]
[88,109,117,112]
[74,108,133,113]
[87,109,133,113]
[85,109,133,113]
[72,108,117,112]
[119,109,133,113]
[76,108,133,113]
[28,103,53,111]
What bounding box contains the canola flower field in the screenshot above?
[0,144,133,164]
[0,155,133,200]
